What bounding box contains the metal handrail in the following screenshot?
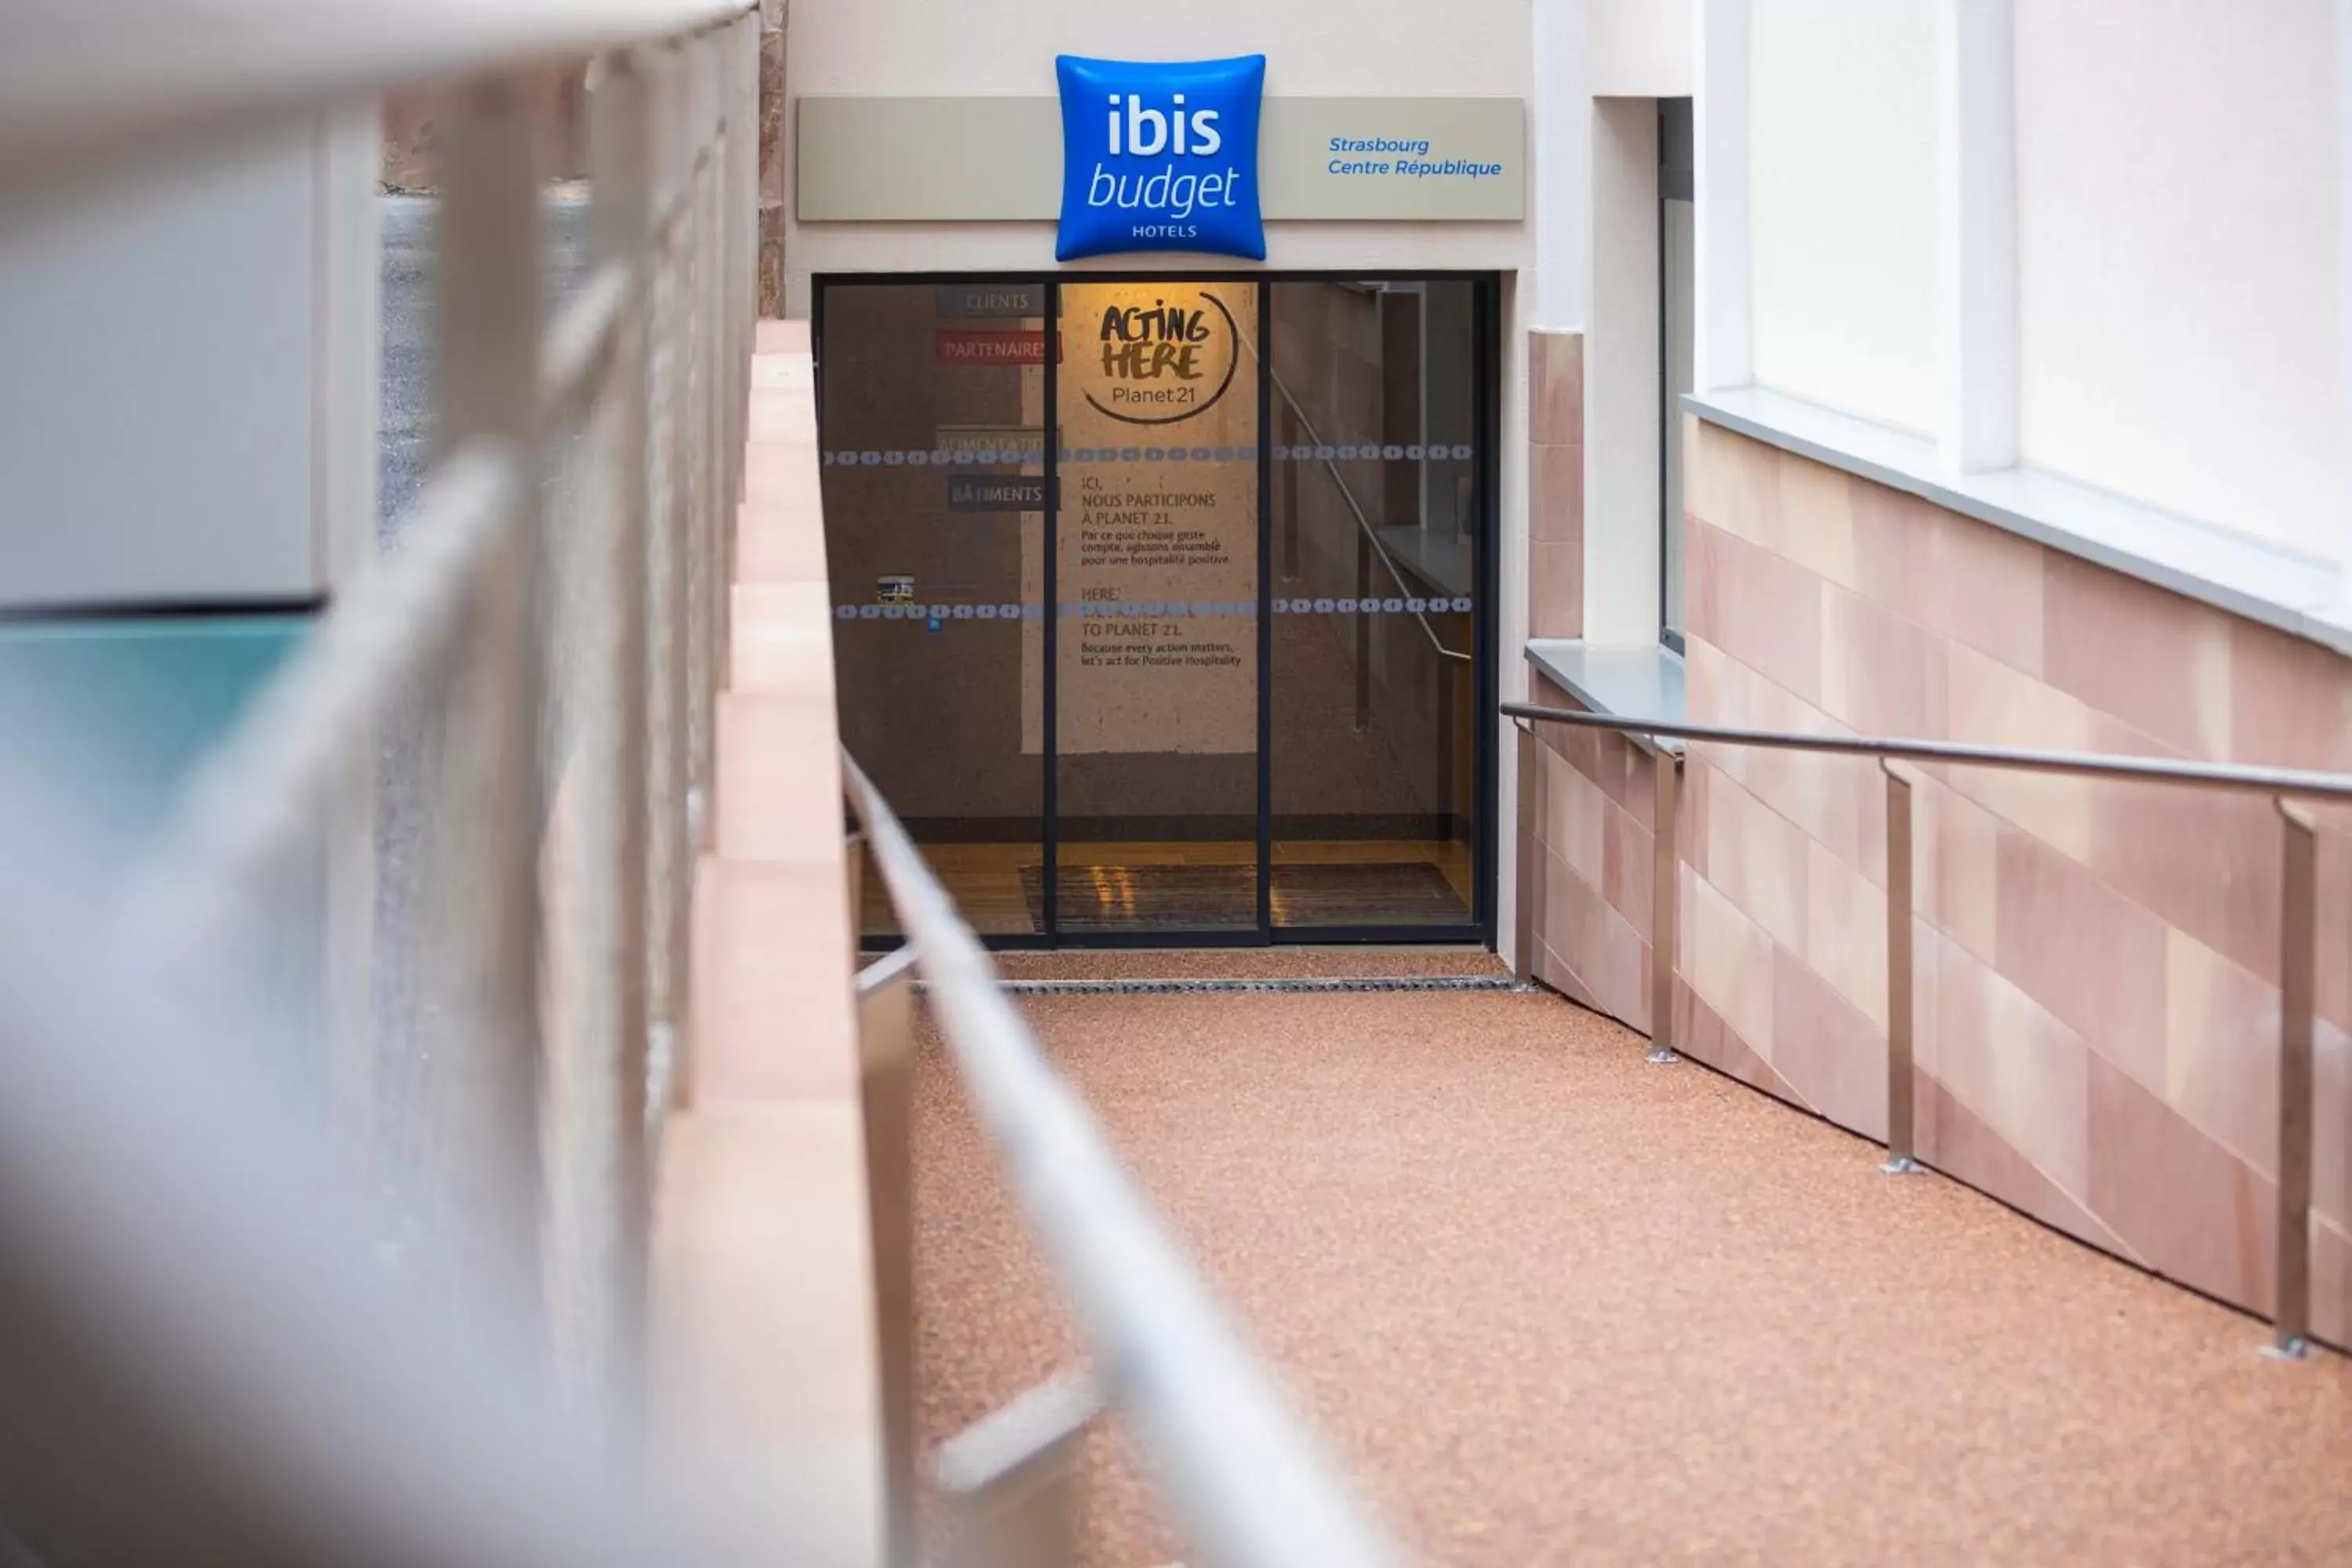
[841,750,1399,1568]
[1503,701,2352,800]
[1244,332,1473,666]
[128,439,524,975]
[1506,697,2339,1358]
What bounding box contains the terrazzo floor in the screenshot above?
[913,957,2352,1566]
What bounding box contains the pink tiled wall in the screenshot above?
[1527,329,1584,638]
[1521,325,1666,1042]
[1626,416,2352,1345]
[1526,674,1663,1033]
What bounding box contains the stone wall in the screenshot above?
[380,69,588,191]
[381,6,783,311]
[758,0,788,317]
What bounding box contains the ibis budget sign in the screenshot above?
[1054,54,1267,261]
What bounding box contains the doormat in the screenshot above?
[1018,859,1467,933]
[990,975,1523,994]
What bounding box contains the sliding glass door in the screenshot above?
[816,272,1494,947]
[818,280,1047,937]
[1050,279,1262,935]
[1266,280,1483,931]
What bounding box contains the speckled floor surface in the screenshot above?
[913,971,2352,1566]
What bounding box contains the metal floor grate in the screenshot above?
[963,975,1527,996]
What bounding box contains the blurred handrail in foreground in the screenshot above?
[844,751,1402,1568]
[0,0,758,189]
[0,812,710,1565]
[0,0,759,1557]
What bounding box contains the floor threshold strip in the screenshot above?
[949,975,1528,996]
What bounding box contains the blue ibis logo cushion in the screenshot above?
[1054,54,1267,262]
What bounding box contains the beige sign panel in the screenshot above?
[797,96,1523,224]
[797,98,1060,220]
[1261,98,1523,220]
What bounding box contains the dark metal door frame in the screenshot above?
[814,270,1502,951]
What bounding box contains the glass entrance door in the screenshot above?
[1048,279,1262,936]
[1266,279,1483,931]
[815,272,1494,947]
[820,280,1048,938]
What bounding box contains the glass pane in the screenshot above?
[818,281,1049,937]
[1266,280,1478,929]
[1051,280,1261,935]
[1664,196,1695,641]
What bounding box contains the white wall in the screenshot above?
[1590,0,1693,96]
[0,116,379,608]
[2016,0,2340,561]
[782,0,1535,303]
[3,135,311,607]
[1531,0,1592,328]
[1747,0,1938,432]
[1584,98,1663,644]
[788,0,1529,96]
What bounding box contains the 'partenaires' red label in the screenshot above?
[935,329,1062,365]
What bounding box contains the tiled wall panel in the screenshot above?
[1527,670,1656,1033]
[1527,329,1584,637]
[1530,407,2352,1347]
[1552,416,2352,1347]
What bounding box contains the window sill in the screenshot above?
[1684,386,2352,659]
[1523,638,1686,756]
